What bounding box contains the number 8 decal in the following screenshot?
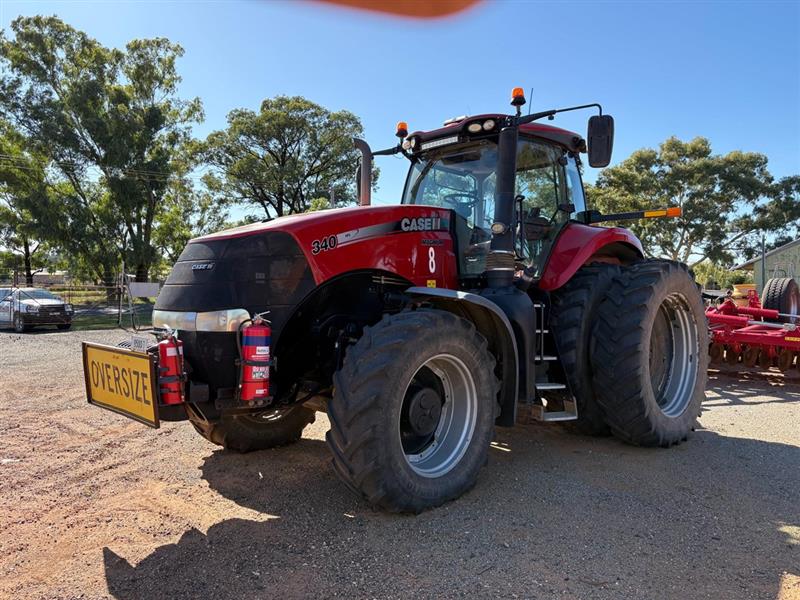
[428,247,436,273]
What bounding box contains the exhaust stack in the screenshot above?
[353,138,372,206]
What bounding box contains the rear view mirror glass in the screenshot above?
[587,115,614,168]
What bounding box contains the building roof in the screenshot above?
[731,237,800,271]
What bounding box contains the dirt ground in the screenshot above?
[0,329,798,600]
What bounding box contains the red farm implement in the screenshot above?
[707,278,800,374]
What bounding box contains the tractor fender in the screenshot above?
[405,287,519,427]
[539,223,643,291]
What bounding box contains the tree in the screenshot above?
[201,96,366,219]
[586,137,776,266]
[751,175,799,239]
[692,260,752,290]
[0,16,203,281]
[0,121,49,284]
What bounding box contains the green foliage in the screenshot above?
[0,16,203,281]
[200,95,367,219]
[692,260,753,290]
[306,197,332,212]
[587,136,775,265]
[0,120,50,283]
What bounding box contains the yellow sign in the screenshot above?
[83,343,159,427]
[427,279,437,288]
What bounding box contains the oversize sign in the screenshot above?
[82,342,160,427]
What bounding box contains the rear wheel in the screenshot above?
[762,277,799,323]
[187,404,315,453]
[549,263,620,436]
[591,260,708,447]
[327,310,499,513]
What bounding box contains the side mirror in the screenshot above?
[587,114,614,168]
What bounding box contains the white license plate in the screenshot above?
[130,335,150,354]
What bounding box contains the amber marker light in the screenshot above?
[396,121,409,138]
[666,207,682,217]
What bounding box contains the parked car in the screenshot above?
[0,287,74,332]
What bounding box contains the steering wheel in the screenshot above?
[442,193,478,209]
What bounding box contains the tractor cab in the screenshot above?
[400,117,588,282]
[355,88,615,290]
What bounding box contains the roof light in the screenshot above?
[420,135,459,151]
[511,87,526,107]
[396,121,408,138]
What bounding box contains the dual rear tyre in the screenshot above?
[591,260,708,446]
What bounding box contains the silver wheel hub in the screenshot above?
[649,292,700,418]
[400,354,478,478]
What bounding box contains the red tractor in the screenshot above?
[87,89,708,512]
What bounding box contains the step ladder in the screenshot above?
[529,302,578,422]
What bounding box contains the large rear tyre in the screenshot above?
[327,310,499,513]
[591,260,708,447]
[549,263,620,436]
[762,277,799,323]
[187,404,315,453]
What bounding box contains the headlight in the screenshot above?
[467,122,482,133]
[153,308,251,332]
[65,304,73,313]
[483,119,496,131]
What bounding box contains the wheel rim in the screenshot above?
[648,293,700,418]
[399,353,477,478]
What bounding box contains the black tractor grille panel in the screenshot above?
[155,231,316,392]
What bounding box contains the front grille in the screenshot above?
[155,231,316,397]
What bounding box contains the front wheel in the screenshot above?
[591,260,708,447]
[327,310,500,513]
[13,313,28,333]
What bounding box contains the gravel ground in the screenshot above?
[0,328,798,600]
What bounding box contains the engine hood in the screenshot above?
[18,298,64,307]
[194,205,416,242]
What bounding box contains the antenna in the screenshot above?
[527,87,533,115]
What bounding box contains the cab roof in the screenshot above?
[409,113,586,154]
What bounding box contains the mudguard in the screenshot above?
[539,223,643,291]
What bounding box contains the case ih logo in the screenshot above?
[400,216,443,232]
[191,262,215,271]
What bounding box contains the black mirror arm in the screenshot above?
[518,103,603,125]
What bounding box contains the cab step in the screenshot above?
[530,399,578,422]
[536,382,566,390]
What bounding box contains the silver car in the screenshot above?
[0,287,74,332]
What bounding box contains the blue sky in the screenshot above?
[2,0,799,207]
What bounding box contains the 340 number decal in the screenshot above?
[311,235,338,255]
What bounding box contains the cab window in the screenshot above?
[565,154,586,214]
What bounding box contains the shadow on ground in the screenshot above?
[104,379,800,600]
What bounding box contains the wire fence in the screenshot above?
[0,275,157,332]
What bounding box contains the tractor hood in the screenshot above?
[190,204,454,286]
[194,205,430,243]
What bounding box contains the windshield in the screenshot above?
[17,289,60,301]
[403,137,573,277]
